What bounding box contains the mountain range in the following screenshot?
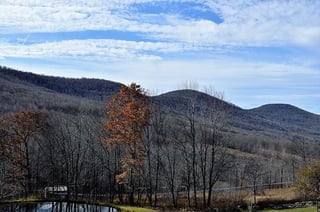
[1,66,319,144]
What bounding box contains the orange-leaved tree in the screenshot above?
[102,83,150,205]
[0,110,49,195]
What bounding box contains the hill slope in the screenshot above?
[0,66,105,116]
[0,66,122,101]
[153,91,320,143]
[250,104,320,130]
[1,66,320,143]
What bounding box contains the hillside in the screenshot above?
[249,104,320,142]
[0,66,122,101]
[0,66,105,116]
[156,90,320,143]
[251,104,320,130]
[1,66,320,143]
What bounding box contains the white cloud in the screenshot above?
[0,37,237,62]
[1,36,318,89]
[75,58,319,94]
[0,0,319,48]
[0,39,196,61]
[0,1,129,33]
[205,0,320,47]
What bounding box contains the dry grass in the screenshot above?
[227,148,260,159]
[102,187,301,210]
[255,187,300,203]
[116,205,158,212]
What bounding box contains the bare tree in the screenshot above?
[197,88,233,208]
[161,136,181,208]
[151,104,167,207]
[177,94,199,208]
[244,159,266,205]
[142,100,168,207]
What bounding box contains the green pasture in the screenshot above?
[261,206,316,212]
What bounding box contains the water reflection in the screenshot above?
[0,202,118,212]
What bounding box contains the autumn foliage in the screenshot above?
[0,110,49,194]
[102,83,150,202]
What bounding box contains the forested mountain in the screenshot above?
[0,73,104,116]
[0,66,121,101]
[156,90,320,143]
[1,65,319,143]
[251,104,320,132]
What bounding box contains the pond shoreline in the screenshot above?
[0,197,159,212]
[0,197,120,210]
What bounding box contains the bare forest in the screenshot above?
[1,67,320,210]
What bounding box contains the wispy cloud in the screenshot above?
[0,38,219,61]
[1,0,319,47]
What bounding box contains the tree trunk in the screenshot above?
[24,140,32,195]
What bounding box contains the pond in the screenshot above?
[0,202,119,212]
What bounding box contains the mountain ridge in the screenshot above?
[1,66,320,143]
[0,66,122,101]
[1,65,318,116]
[250,103,319,118]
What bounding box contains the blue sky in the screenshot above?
[0,0,319,114]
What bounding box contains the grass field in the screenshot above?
[254,187,300,203]
[261,207,316,212]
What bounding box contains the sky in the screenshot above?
[0,0,319,114]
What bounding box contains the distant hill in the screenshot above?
[251,104,320,129]
[249,104,320,141]
[0,66,107,116]
[156,90,320,142]
[1,66,320,143]
[0,66,122,101]
[155,89,239,112]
